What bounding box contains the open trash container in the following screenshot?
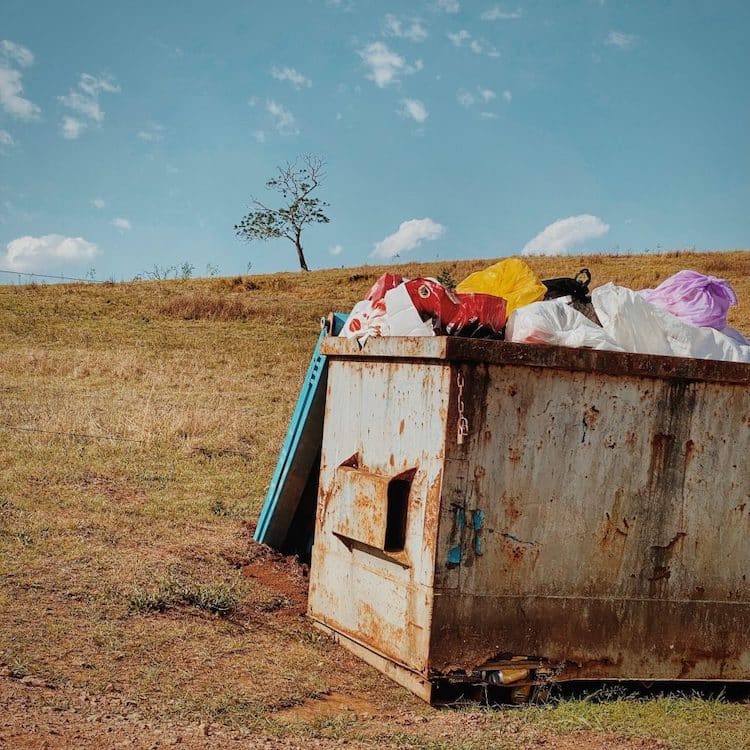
[307,336,750,702]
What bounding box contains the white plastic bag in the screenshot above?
[506,298,624,351]
[341,283,434,345]
[592,283,750,363]
[340,299,387,344]
[381,283,435,337]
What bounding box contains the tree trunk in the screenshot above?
[295,236,310,272]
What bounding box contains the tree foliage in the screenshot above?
[234,154,330,271]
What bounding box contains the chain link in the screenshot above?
[456,370,469,445]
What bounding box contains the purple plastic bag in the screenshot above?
[639,270,738,330]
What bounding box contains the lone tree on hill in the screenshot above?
[234,154,330,272]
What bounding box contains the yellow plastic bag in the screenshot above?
[456,258,546,315]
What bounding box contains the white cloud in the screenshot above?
[434,0,460,12]
[480,6,522,20]
[0,129,13,146]
[79,73,119,97]
[0,40,40,120]
[522,214,610,256]
[326,0,354,9]
[399,98,428,123]
[329,243,344,256]
[0,65,41,120]
[470,38,500,57]
[448,30,499,57]
[271,66,312,89]
[60,74,119,121]
[266,99,299,135]
[60,90,104,122]
[457,89,474,107]
[61,115,86,139]
[447,30,471,46]
[253,130,266,143]
[91,197,106,209]
[358,41,422,88]
[2,234,99,272]
[112,217,131,231]
[480,111,497,119]
[384,14,428,42]
[0,40,34,67]
[605,31,636,50]
[458,87,496,109]
[502,89,512,101]
[59,73,120,138]
[371,218,445,259]
[137,122,165,142]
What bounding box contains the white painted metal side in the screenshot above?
[308,357,451,678]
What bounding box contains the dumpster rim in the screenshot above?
[320,336,750,386]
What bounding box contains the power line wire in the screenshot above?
[0,268,102,283]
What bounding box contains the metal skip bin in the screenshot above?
[307,336,750,702]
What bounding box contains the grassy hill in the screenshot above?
[1,250,749,749]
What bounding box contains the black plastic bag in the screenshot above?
[542,268,592,303]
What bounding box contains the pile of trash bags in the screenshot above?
[341,259,750,363]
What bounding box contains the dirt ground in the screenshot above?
[1,540,665,750]
[0,540,668,750]
[0,674,667,750]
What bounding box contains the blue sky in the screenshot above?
[0,0,748,280]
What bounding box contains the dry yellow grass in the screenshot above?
[0,250,749,749]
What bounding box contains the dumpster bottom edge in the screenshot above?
[310,620,433,703]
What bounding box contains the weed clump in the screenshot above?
[128,577,239,616]
[436,267,458,290]
[211,499,241,517]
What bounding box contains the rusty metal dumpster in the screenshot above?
[307,336,750,702]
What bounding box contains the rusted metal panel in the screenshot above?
[310,336,750,699]
[308,357,450,675]
[331,466,393,549]
[432,359,750,682]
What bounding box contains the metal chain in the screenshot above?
[456,371,469,445]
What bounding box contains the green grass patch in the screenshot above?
[128,576,240,616]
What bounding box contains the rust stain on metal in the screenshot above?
[648,566,671,582]
[501,493,522,522]
[584,405,600,428]
[651,531,687,552]
[422,475,443,542]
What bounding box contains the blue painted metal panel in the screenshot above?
[254,313,347,548]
